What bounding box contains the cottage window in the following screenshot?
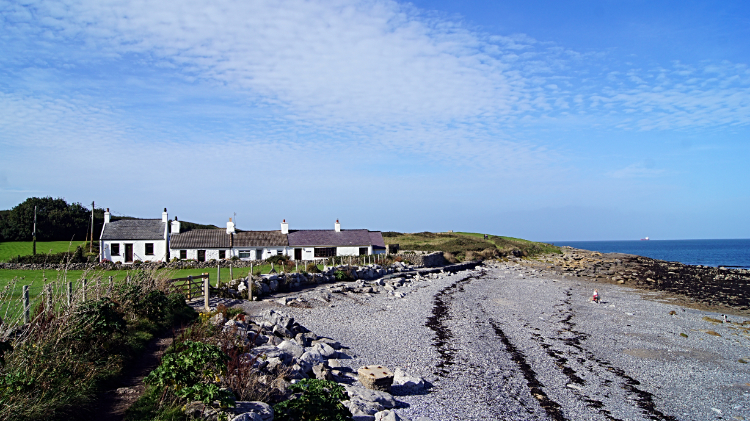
[180,250,187,259]
[359,247,368,256]
[314,247,336,258]
[198,250,206,262]
[111,243,120,256]
[145,243,154,255]
[239,250,251,258]
[219,250,226,259]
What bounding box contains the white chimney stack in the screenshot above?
[162,208,168,222]
[104,208,110,224]
[227,217,236,234]
[171,216,180,234]
[281,219,289,234]
[335,219,341,232]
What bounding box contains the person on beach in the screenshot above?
[592,289,600,303]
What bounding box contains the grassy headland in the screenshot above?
[383,231,560,261]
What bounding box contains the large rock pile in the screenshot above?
[203,309,427,421]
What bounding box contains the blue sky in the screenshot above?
[1,0,748,241]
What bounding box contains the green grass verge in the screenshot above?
[0,241,88,262]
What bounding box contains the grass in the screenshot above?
[0,263,324,318]
[0,241,88,262]
[384,231,560,258]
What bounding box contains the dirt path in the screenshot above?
[83,329,178,421]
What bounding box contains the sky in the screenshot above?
[1,0,749,241]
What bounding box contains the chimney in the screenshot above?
[162,208,168,222]
[171,216,180,234]
[227,217,236,234]
[104,208,110,224]
[281,219,289,234]
[335,219,341,232]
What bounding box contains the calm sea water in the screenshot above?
[549,239,750,269]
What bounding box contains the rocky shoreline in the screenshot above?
[528,247,750,315]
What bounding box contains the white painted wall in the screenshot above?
[336,246,370,256]
[102,239,168,263]
[170,246,288,261]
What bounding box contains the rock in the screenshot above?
[342,398,383,419]
[311,337,342,350]
[278,340,304,358]
[310,342,337,358]
[344,385,397,408]
[273,324,293,338]
[296,332,319,347]
[230,401,274,421]
[375,410,410,421]
[312,363,334,380]
[392,367,425,393]
[358,365,394,392]
[259,309,295,330]
[211,313,228,326]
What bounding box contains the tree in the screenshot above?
[0,197,98,242]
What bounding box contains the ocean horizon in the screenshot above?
[549,239,750,269]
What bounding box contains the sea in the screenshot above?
[549,239,750,270]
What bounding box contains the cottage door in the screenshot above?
[294,248,302,260]
[124,244,133,262]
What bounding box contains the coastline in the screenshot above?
[239,259,750,420]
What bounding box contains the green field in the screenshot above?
[0,241,88,262]
[384,231,560,257]
[0,262,323,319]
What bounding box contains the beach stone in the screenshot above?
[278,340,304,358]
[211,313,227,326]
[312,363,334,380]
[392,367,425,393]
[358,365,394,391]
[344,384,397,408]
[375,410,410,421]
[310,342,337,358]
[230,401,274,421]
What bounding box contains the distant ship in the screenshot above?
[640,237,650,241]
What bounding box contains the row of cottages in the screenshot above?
[98,207,386,264]
[169,218,386,262]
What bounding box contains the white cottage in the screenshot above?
[168,218,288,261]
[99,208,169,263]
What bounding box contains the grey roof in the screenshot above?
[101,219,167,240]
[169,229,288,249]
[369,231,386,249]
[288,229,373,247]
[170,229,230,248]
[235,231,288,247]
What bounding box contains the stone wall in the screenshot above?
[0,259,269,271]
[394,251,446,267]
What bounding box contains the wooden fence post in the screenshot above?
[230,263,233,280]
[248,274,253,302]
[217,264,221,287]
[82,278,87,302]
[187,276,192,300]
[108,276,113,296]
[295,260,298,273]
[22,285,29,324]
[67,282,73,306]
[97,278,101,299]
[203,273,209,312]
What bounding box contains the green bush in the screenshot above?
[73,297,127,342]
[333,270,353,282]
[273,379,352,421]
[266,254,289,265]
[306,263,321,273]
[144,340,234,407]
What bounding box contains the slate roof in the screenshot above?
[101,219,167,241]
[169,229,288,249]
[287,229,373,247]
[170,229,231,248]
[234,231,288,247]
[369,231,386,249]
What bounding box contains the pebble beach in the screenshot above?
[241,261,750,421]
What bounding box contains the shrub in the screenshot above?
[306,263,321,273]
[273,379,352,421]
[267,254,289,265]
[333,270,353,282]
[144,340,234,407]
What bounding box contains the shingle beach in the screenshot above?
[241,261,750,421]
